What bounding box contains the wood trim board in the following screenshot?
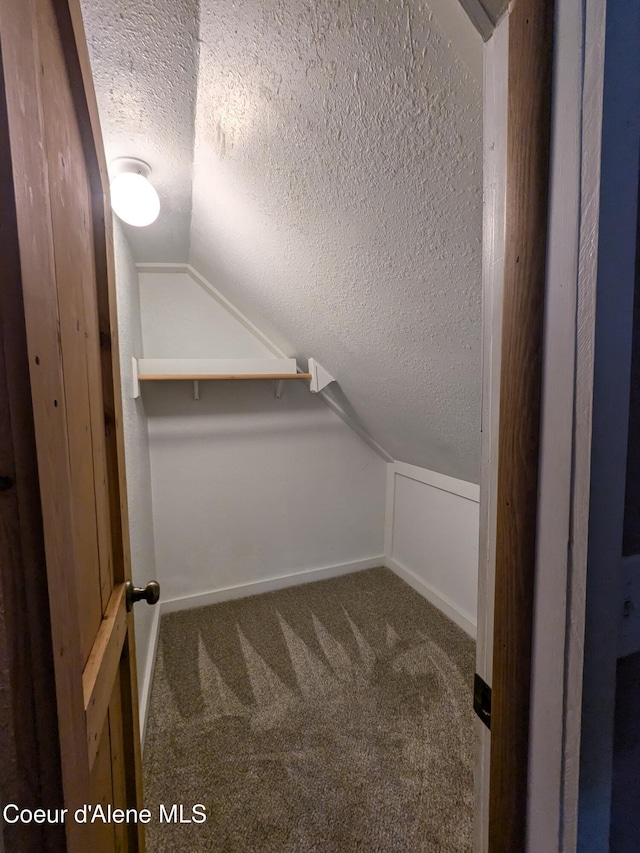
[83,583,128,768]
[488,0,555,849]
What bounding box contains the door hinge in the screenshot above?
[474,673,491,729]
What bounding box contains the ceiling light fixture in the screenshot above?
[110,158,160,227]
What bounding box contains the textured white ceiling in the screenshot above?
[82,0,483,483]
[80,0,199,261]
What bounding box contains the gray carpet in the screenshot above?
[143,567,475,852]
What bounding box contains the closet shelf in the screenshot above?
[138,372,313,381]
[132,357,334,400]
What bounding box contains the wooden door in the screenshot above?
[0,0,145,850]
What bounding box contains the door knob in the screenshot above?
[125,580,160,611]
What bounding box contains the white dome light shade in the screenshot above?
[110,164,160,227]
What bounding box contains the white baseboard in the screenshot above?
[386,556,477,639]
[139,604,161,751]
[159,556,386,615]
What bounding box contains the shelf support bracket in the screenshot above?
[132,357,140,399]
[274,379,284,399]
[193,380,200,402]
[308,358,335,393]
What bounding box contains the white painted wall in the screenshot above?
[139,269,273,359]
[112,222,159,727]
[139,270,387,604]
[384,461,479,638]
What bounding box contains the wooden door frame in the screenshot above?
[477,0,610,850]
[488,0,555,849]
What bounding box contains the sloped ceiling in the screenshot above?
[81,0,483,483]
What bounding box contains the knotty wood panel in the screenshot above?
[0,55,64,853]
[0,1,92,846]
[489,0,554,849]
[85,667,132,852]
[52,0,129,590]
[0,85,65,847]
[88,716,117,851]
[37,0,113,660]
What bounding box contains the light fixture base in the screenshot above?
[109,157,152,180]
